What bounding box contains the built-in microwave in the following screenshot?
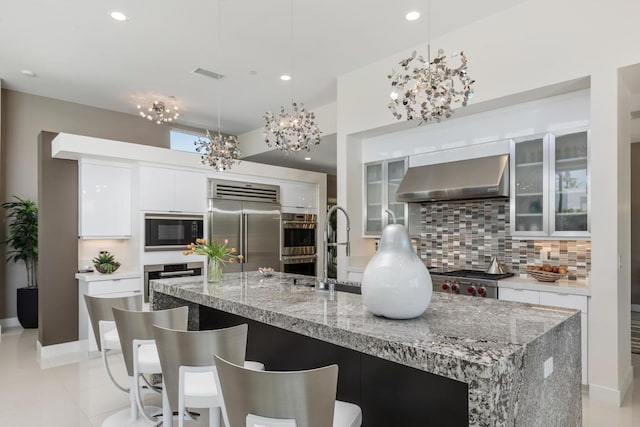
[144,214,204,251]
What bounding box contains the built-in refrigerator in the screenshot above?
[208,180,281,273]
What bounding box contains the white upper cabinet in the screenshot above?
[280,182,318,213]
[139,166,206,213]
[510,129,590,238]
[79,160,132,238]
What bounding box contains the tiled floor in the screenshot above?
[0,327,639,426]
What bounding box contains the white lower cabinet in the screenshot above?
[77,275,142,354]
[499,287,589,385]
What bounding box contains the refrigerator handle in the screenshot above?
[243,213,248,264]
[239,213,244,263]
[279,215,283,262]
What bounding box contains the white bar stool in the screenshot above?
[214,355,362,427]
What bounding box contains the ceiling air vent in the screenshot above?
[192,67,225,81]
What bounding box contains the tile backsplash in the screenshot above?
[418,199,591,279]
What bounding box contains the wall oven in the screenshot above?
[282,255,317,276]
[281,213,317,256]
[145,214,204,251]
[144,262,204,302]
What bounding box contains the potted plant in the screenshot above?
[92,251,121,274]
[183,238,238,283]
[1,197,38,328]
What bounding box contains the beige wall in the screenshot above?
[0,89,174,319]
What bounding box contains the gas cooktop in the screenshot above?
[431,269,514,281]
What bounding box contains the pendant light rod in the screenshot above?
[217,0,222,135]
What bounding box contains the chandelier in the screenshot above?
[194,130,240,171]
[263,0,322,153]
[263,103,321,152]
[387,1,474,124]
[137,101,179,124]
[193,0,240,171]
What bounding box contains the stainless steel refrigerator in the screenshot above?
[208,180,281,273]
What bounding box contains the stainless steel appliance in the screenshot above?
[282,255,317,276]
[144,214,204,251]
[209,179,281,273]
[396,154,509,202]
[144,262,204,302]
[430,269,514,299]
[281,213,317,256]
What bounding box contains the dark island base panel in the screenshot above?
[199,306,469,427]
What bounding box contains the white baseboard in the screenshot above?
[589,364,635,406]
[0,317,20,329]
[36,339,85,368]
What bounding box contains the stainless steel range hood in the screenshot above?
[396,154,509,202]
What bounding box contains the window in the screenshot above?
[170,129,203,153]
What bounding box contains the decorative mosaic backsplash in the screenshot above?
[418,199,591,279]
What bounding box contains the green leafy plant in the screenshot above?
[93,251,121,274]
[1,197,38,288]
[183,238,239,264]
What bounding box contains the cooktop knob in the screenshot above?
[441,282,450,291]
[451,283,459,293]
[478,287,486,296]
[467,285,477,295]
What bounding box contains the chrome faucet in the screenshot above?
[319,205,350,290]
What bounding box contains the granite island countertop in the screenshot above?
[150,271,582,426]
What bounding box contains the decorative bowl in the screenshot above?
[527,270,566,283]
[94,262,121,274]
[258,267,274,277]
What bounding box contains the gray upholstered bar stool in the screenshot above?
[214,355,362,427]
[152,324,265,427]
[84,294,142,393]
[113,306,189,424]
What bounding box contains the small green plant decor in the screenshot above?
[184,238,239,283]
[93,251,121,274]
[1,197,38,288]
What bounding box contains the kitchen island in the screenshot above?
[150,272,581,427]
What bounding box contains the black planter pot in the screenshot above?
[17,287,38,329]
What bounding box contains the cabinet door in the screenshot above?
[511,137,547,236]
[174,170,207,213]
[140,166,175,211]
[550,131,589,236]
[80,162,131,237]
[280,182,318,210]
[498,288,540,304]
[365,163,383,235]
[387,159,407,227]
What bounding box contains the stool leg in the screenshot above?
[162,380,173,427]
[129,376,138,420]
[209,406,221,427]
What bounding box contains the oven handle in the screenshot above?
[282,220,317,226]
[159,270,196,277]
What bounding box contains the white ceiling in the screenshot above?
[0,0,526,170]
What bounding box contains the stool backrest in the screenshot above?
[112,306,189,376]
[84,293,142,351]
[152,324,248,410]
[214,355,338,427]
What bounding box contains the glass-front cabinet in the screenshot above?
[510,129,589,238]
[365,158,407,236]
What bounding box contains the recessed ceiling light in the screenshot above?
[304,157,311,161]
[280,74,291,81]
[110,11,127,21]
[21,69,36,77]
[405,11,420,21]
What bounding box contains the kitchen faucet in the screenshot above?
[319,205,350,290]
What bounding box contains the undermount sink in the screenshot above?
[292,278,362,295]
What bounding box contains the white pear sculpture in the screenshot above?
[361,224,432,319]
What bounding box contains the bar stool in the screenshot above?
[112,306,189,424]
[152,324,265,427]
[214,355,362,427]
[84,294,142,393]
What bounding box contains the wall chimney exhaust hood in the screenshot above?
[396,154,509,202]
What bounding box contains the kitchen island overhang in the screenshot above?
[150,272,581,427]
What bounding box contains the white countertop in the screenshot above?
[75,271,142,282]
[497,275,590,296]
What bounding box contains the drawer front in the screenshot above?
[539,292,588,313]
[88,278,141,296]
[498,288,540,304]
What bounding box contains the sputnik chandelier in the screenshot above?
[194,0,240,171]
[263,0,321,152]
[387,1,474,124]
[194,130,240,171]
[137,101,179,124]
